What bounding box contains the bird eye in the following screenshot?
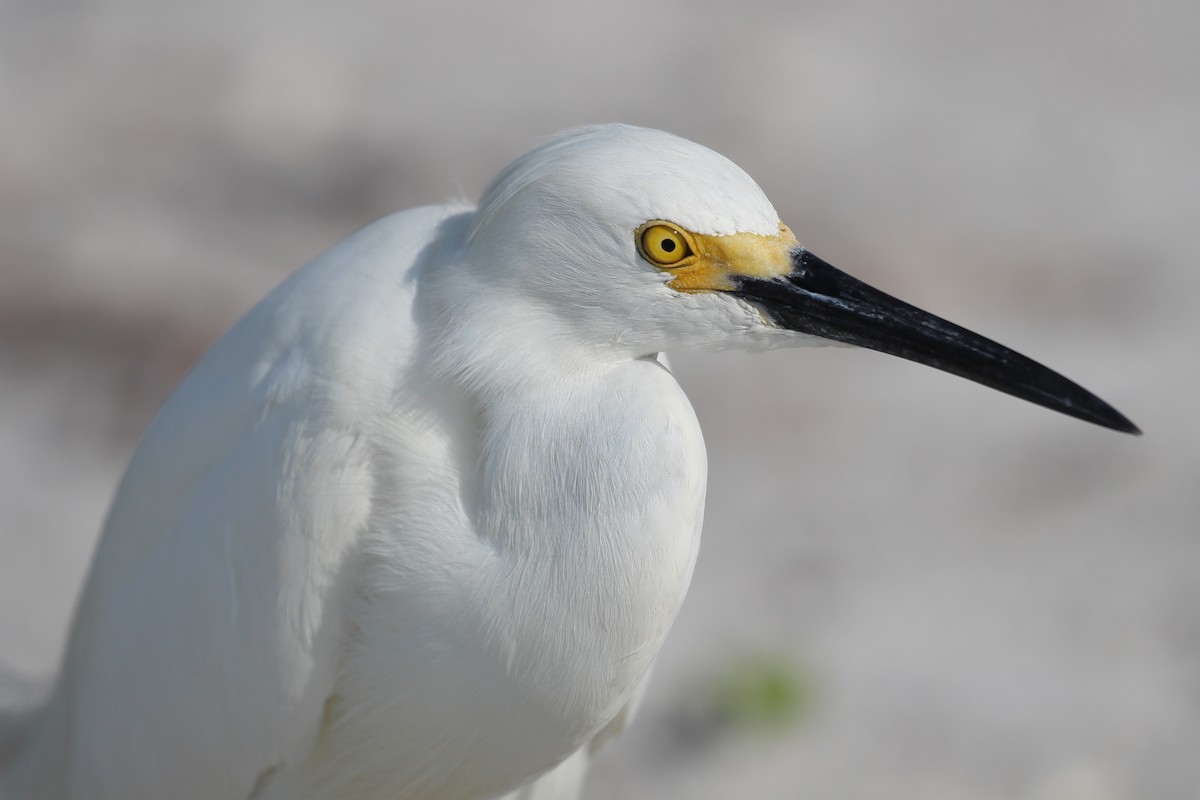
[638,223,694,267]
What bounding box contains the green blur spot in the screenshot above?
[709,653,814,734]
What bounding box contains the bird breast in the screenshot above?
[316,356,706,799]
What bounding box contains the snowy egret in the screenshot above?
[1,124,1137,800]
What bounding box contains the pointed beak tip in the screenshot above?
[1087,402,1140,436]
[1116,418,1143,437]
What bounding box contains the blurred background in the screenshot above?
[1,0,1196,797]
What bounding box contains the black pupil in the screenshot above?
[661,238,676,253]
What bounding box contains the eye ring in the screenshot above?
[636,222,695,267]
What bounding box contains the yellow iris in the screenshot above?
[638,223,694,266]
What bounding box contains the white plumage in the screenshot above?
[1,124,1135,800]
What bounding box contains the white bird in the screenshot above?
[1,124,1137,800]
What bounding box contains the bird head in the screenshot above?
[457,124,1136,433]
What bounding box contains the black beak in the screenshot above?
[732,249,1139,434]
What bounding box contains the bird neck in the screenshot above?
[461,356,706,720]
[420,260,705,632]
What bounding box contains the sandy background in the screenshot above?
[1,1,1197,797]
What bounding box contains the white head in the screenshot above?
[457,124,801,359]
[438,124,1135,433]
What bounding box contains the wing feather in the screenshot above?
[38,205,468,799]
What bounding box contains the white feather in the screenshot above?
[4,125,794,800]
